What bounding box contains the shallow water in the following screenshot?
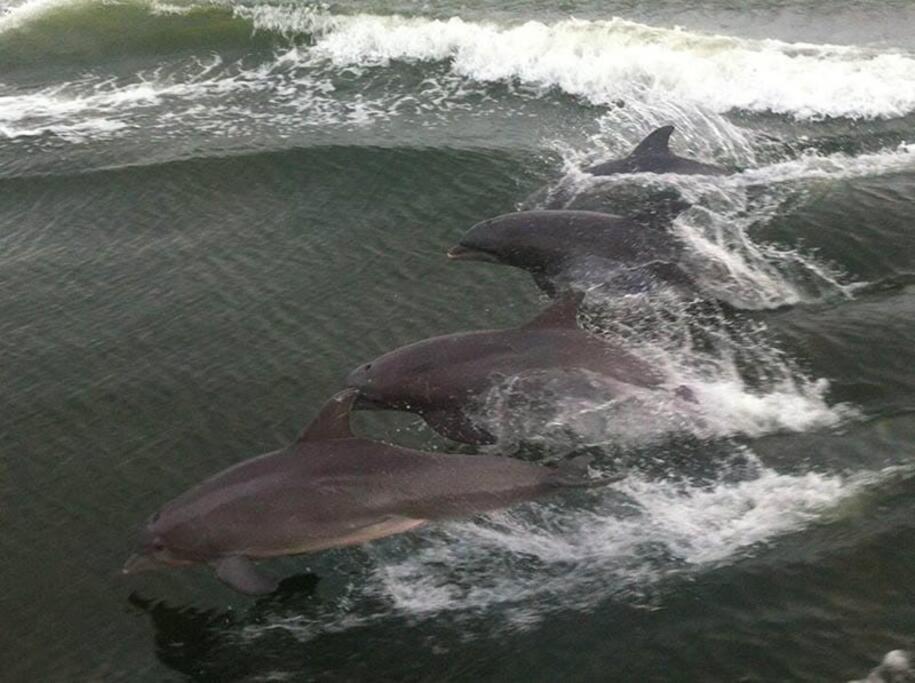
[2,1,914,681]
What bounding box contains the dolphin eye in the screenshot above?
[153,541,165,552]
[365,363,372,370]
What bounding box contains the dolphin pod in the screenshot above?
[127,121,715,595]
[124,389,611,594]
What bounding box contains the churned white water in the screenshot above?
[240,457,899,640]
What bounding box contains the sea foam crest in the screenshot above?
[257,11,915,120]
[4,1,915,119]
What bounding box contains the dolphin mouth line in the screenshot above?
[352,392,389,411]
[446,244,501,263]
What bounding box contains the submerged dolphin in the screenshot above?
[123,389,605,594]
[586,125,728,177]
[346,293,672,444]
[447,209,693,296]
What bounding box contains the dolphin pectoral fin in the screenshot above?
[629,125,675,158]
[212,556,278,595]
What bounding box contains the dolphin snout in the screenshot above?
[447,244,500,263]
[122,553,160,575]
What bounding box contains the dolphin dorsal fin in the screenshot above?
[522,290,584,330]
[297,389,358,442]
[629,125,675,158]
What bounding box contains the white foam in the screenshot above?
[367,458,882,620]
[0,116,128,141]
[270,12,915,120]
[664,144,915,308]
[735,142,915,185]
[685,378,853,438]
[148,1,196,16]
[0,50,396,142]
[0,0,76,32]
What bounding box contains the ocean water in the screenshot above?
[2,1,914,681]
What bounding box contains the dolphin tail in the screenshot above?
[551,455,623,489]
[629,125,675,158]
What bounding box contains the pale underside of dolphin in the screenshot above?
[123,389,606,594]
[586,125,728,177]
[346,293,671,444]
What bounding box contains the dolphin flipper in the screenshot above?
[423,409,496,444]
[212,556,278,595]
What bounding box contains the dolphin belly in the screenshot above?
[272,515,427,556]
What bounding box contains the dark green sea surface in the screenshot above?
[2,1,915,680]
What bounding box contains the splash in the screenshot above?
[240,455,893,639]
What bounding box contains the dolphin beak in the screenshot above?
[446,244,500,263]
[122,553,160,575]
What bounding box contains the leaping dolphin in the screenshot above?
[346,293,677,444]
[586,125,728,177]
[448,209,694,297]
[123,389,607,595]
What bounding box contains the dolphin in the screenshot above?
[123,389,607,595]
[586,125,728,177]
[346,293,674,444]
[447,209,694,297]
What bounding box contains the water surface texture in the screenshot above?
[2,1,915,681]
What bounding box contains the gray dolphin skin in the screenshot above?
[123,389,606,595]
[346,293,666,444]
[586,125,728,177]
[447,209,692,296]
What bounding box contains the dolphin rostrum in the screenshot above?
[586,125,728,177]
[447,209,693,296]
[346,293,675,444]
[123,389,608,594]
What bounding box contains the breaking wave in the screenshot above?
[253,8,915,120]
[2,2,915,123]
